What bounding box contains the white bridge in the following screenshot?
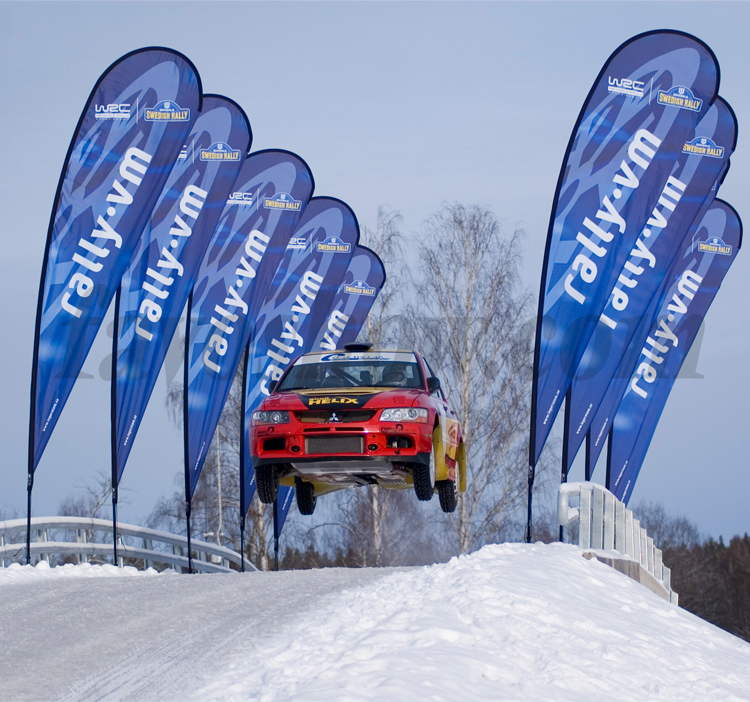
[558,482,677,604]
[0,516,256,573]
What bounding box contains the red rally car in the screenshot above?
[250,343,466,516]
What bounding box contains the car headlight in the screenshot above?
[379,407,428,423]
[252,410,290,425]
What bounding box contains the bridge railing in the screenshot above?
[0,517,257,574]
[558,482,677,604]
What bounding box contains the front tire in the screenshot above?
[413,452,436,501]
[256,465,279,504]
[295,476,317,516]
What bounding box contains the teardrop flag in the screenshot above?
[112,95,251,483]
[30,48,201,474]
[241,197,360,516]
[530,31,719,468]
[562,96,736,475]
[311,246,386,351]
[184,149,314,499]
[608,200,741,503]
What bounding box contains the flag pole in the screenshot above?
[559,389,572,542]
[111,287,122,565]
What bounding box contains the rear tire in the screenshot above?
[413,452,436,501]
[256,465,279,504]
[437,480,457,513]
[295,476,317,516]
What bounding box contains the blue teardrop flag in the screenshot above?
[530,31,719,468]
[608,200,741,503]
[311,246,386,351]
[562,97,736,476]
[112,95,251,484]
[30,48,201,474]
[183,150,314,500]
[241,197,360,517]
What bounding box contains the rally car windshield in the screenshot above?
[278,357,424,391]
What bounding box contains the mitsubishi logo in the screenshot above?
[329,412,341,423]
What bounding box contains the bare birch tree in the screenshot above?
[58,470,114,520]
[359,206,406,349]
[403,202,538,553]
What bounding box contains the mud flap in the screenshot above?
[433,426,448,481]
[458,442,467,492]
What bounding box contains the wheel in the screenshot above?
[295,476,317,516]
[413,451,436,501]
[437,480,457,513]
[256,465,279,504]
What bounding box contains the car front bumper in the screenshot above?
[251,419,434,471]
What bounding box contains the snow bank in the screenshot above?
[3,542,750,701]
[0,560,166,584]
[195,543,750,702]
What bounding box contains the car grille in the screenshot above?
[296,410,376,423]
[305,435,364,454]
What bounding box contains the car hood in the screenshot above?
[262,387,425,410]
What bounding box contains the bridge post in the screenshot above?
[143,538,152,569]
[556,483,677,603]
[37,529,49,564]
[76,529,87,564]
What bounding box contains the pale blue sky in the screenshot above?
[1,1,748,540]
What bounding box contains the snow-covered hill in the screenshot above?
[2,543,749,701]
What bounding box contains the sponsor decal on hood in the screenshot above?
[295,392,377,408]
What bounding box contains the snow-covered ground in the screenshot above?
[2,543,749,701]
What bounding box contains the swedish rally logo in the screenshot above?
[697,236,732,255]
[344,279,376,295]
[263,193,302,211]
[200,142,242,162]
[145,100,191,122]
[317,236,351,253]
[657,86,702,112]
[682,137,724,158]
